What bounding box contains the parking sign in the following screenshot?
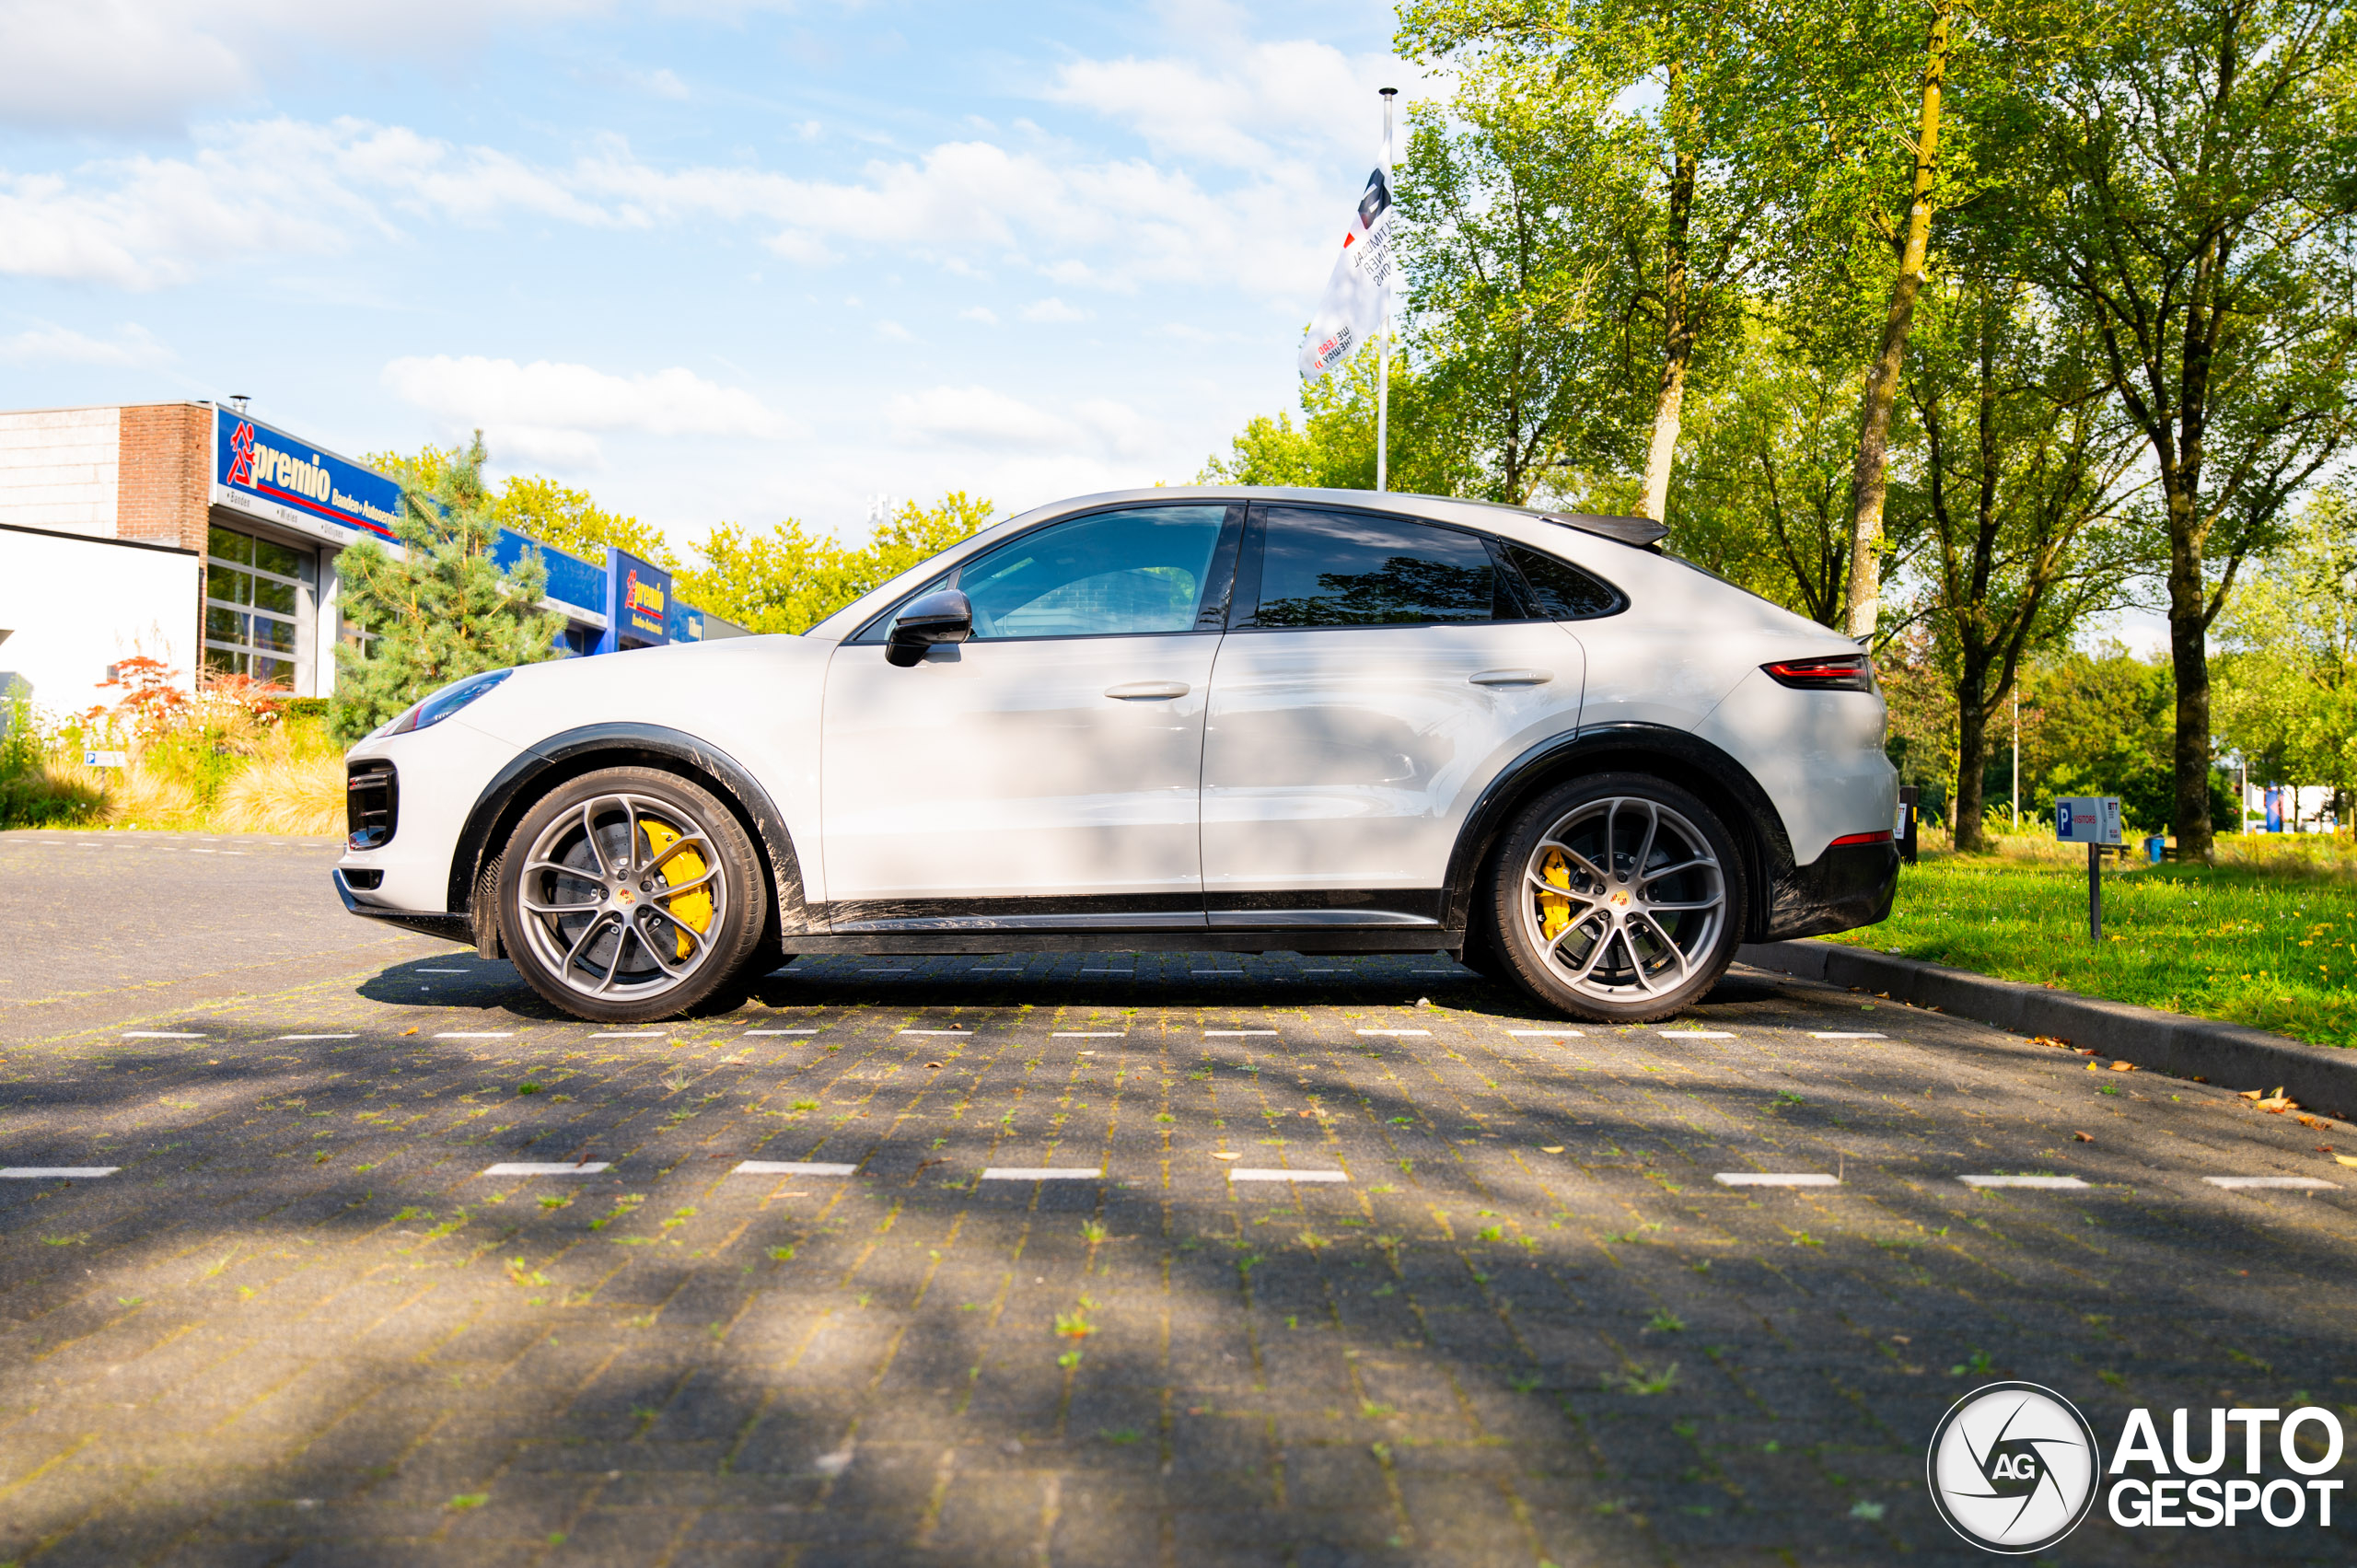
[2054,796,2123,846]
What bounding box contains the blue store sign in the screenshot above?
[604,549,671,651]
[213,409,404,541]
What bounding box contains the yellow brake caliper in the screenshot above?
[1537,848,1573,941]
[640,818,714,959]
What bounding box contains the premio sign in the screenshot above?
[214,409,404,543]
[1929,1385,2346,1551]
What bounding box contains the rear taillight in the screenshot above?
[1761,653,1875,691]
[347,759,399,850]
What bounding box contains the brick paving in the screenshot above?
[3,834,2354,1565]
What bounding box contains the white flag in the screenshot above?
[1298,153,1396,380]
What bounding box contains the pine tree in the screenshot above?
[330,433,562,744]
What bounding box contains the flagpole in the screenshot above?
[1376,87,1397,494]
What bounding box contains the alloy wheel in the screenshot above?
[1516,795,1727,1003]
[514,791,729,1003]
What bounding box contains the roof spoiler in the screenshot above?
[1543,512,1668,549]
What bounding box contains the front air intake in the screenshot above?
[347,759,399,849]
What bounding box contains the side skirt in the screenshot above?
[780,929,1464,957]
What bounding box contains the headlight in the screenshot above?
[373,668,514,739]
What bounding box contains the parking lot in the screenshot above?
[1,828,2351,1566]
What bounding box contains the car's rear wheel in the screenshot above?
[498,767,768,1023]
[1486,772,1744,1023]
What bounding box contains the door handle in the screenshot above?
[1104,681,1190,700]
[1469,668,1553,686]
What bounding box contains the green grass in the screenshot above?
[1825,847,2357,1049]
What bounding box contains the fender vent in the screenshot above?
[347,759,399,850]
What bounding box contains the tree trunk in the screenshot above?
[1954,678,1990,853]
[1843,0,1952,640]
[2165,494,2216,859]
[1640,147,1697,522]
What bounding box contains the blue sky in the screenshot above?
[0,0,1433,552]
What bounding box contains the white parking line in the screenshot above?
[1358,1028,1430,1037]
[482,1162,610,1176]
[1959,1174,2088,1189]
[589,1031,666,1039]
[1714,1173,1840,1187]
[437,1031,514,1040]
[981,1167,1101,1180]
[735,1161,856,1176]
[744,1028,819,1035]
[1230,1168,1348,1183]
[1812,1031,1887,1040]
[277,1033,358,1040]
[1509,1028,1585,1037]
[1205,1029,1275,1036]
[2204,1176,2338,1191]
[1,1167,119,1179]
[418,968,470,973]
[1659,1029,1735,1039]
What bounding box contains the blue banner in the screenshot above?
[493,530,609,616]
[214,410,403,540]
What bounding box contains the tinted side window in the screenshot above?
[958,505,1230,639]
[1503,543,1622,620]
[1249,508,1501,627]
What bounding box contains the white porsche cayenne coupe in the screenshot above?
[335,488,1898,1025]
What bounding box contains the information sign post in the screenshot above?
[2054,796,2124,941]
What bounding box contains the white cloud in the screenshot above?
[644,67,690,100]
[0,320,172,366]
[886,384,1155,459]
[958,306,1000,325]
[1019,297,1087,323]
[382,354,798,468]
[874,319,913,342]
[0,0,613,133]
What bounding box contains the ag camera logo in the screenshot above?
[1927,1383,2101,1553]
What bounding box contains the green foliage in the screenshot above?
[368,444,681,570]
[2214,488,2357,803]
[1196,349,1469,494]
[331,434,562,744]
[674,491,995,635]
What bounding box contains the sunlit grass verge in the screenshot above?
[1824,845,2357,1050]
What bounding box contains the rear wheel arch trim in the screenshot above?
[1442,725,1794,941]
[449,724,807,934]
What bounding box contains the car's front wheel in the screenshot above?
[498,766,769,1023]
[1485,772,1745,1022]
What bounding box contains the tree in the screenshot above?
[1670,314,1887,625]
[2212,486,2357,816]
[1197,348,1475,494]
[1391,86,1648,505]
[331,434,561,743]
[1908,273,2143,848]
[673,492,995,636]
[2029,0,2357,857]
[366,445,682,568]
[1398,0,1790,520]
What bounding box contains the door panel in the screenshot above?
[1200,622,1584,900]
[821,635,1220,910]
[1200,505,1586,905]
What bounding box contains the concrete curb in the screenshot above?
[1736,939,2357,1119]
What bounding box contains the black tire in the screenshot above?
[1485,772,1746,1023]
[498,766,769,1023]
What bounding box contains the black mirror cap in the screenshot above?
[885,588,974,667]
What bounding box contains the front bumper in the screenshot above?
[1761,842,1898,940]
[333,869,473,947]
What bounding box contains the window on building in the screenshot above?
[204,524,314,689]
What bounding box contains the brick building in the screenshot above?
[0,401,743,720]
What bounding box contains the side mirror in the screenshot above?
[885,588,973,667]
